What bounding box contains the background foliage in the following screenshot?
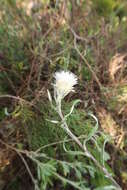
[0,0,127,190]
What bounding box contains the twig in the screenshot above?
[0,94,42,114]
[0,139,39,190]
[0,94,32,105]
[70,26,88,42]
[43,21,58,39]
[16,151,38,188]
[70,26,102,90]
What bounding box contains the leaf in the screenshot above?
[17,143,23,150]
[61,162,70,176]
[63,141,84,156]
[12,105,22,118]
[47,90,52,103]
[37,160,57,190]
[46,119,59,124]
[65,99,81,119]
[102,136,111,165]
[37,164,41,181]
[83,113,99,146]
[85,165,96,178]
[4,107,11,116]
[103,151,110,162]
[94,185,117,190]
[75,168,82,179]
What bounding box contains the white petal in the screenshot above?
[53,71,78,100]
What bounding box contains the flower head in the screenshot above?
[53,71,78,101]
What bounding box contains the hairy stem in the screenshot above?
[57,102,121,190]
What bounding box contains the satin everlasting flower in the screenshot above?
[53,71,77,102]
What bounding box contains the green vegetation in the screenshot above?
[0,0,127,190]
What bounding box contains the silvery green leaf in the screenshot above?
[94,185,117,190]
[91,137,101,152]
[65,99,81,119]
[63,140,84,156]
[4,107,11,116]
[46,119,59,124]
[37,165,41,180]
[88,112,99,127]
[83,113,99,146]
[47,89,52,103]
[102,137,110,165]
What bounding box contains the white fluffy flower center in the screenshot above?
[54,71,77,100]
[56,80,73,92]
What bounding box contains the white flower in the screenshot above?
[53,71,78,101]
